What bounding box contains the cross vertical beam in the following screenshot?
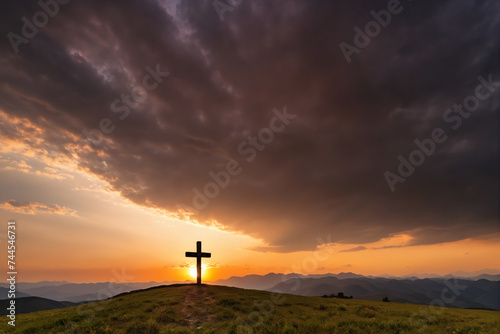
[185,241,211,285]
[196,241,202,284]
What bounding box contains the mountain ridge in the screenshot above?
[267,276,500,310]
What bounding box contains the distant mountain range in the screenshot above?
[213,273,301,290]
[1,272,498,314]
[212,272,499,310]
[213,271,500,291]
[0,288,31,299]
[268,276,500,310]
[1,272,498,303]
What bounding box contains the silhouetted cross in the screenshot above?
[185,241,211,285]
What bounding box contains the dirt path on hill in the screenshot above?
[182,285,215,328]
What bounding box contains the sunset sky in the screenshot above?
[0,0,499,283]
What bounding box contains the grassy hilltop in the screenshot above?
[1,284,499,333]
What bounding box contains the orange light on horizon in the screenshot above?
[188,264,208,280]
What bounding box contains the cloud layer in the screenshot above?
[0,0,498,251]
[0,199,78,216]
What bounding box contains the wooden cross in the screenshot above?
[185,241,211,285]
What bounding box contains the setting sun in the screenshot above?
[189,265,208,279]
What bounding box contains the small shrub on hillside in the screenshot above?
[322,292,353,299]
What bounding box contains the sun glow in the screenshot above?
[188,264,208,279]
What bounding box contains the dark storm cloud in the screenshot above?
[0,0,498,251]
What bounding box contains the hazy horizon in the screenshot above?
[9,268,500,285]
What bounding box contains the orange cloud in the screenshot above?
[0,157,74,180]
[166,261,220,270]
[338,233,413,253]
[0,199,78,217]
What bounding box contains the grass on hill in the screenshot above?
[1,284,499,333]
